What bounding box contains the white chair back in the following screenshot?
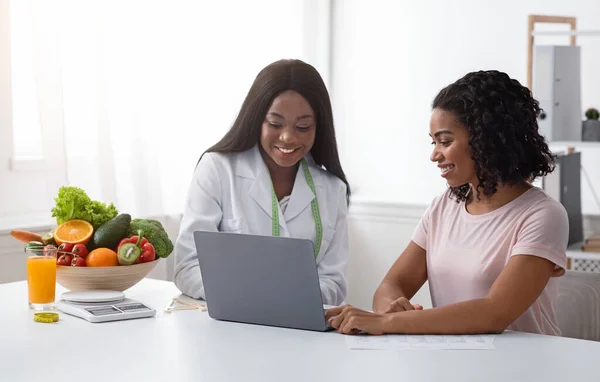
[556,270,600,341]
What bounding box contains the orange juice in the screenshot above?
[26,256,56,304]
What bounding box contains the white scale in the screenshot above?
[56,290,156,323]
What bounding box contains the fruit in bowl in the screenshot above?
[56,258,161,292]
[12,186,175,291]
[53,227,164,291]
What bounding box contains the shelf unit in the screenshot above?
[526,14,600,90]
[567,243,600,273]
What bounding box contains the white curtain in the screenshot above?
[19,0,329,221]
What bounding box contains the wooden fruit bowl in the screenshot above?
[56,259,160,292]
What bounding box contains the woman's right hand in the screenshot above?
[383,297,423,314]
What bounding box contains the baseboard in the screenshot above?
[349,200,427,222]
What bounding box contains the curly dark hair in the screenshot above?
[432,70,555,202]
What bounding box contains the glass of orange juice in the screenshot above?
[26,244,57,310]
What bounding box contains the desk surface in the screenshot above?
[1,279,600,382]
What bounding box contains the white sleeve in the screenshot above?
[173,153,223,299]
[317,182,349,306]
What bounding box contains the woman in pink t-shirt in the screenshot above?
[327,70,569,336]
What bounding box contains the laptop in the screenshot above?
[193,231,333,331]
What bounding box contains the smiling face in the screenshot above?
[260,90,316,170]
[429,108,476,187]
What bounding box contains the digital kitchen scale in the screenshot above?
[56,290,156,323]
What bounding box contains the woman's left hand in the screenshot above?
[325,305,388,335]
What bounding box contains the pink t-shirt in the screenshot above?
[411,187,568,336]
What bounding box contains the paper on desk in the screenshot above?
[345,334,496,350]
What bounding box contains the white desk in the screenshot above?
[1,279,600,382]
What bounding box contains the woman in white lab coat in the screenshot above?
[173,59,351,305]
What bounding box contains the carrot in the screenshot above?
[10,230,44,243]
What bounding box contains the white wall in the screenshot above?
[346,202,431,309]
[331,0,600,214]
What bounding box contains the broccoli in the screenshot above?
[128,219,174,258]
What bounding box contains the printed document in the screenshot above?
[345,334,496,350]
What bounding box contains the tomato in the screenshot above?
[71,256,87,267]
[72,244,88,258]
[43,244,57,257]
[57,254,73,266]
[57,243,74,258]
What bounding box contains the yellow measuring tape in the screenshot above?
[270,159,323,258]
[33,312,59,323]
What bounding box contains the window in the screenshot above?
[10,0,43,160]
[1,0,332,227]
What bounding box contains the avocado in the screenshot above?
[41,229,56,245]
[86,236,97,251]
[117,243,141,265]
[93,213,131,250]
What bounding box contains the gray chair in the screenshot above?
[556,270,600,341]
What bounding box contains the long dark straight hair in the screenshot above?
[204,59,350,204]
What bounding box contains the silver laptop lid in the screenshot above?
[193,231,328,331]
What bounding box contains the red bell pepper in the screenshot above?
[118,234,149,251]
[117,230,155,263]
[139,241,156,263]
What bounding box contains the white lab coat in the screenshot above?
[173,145,349,305]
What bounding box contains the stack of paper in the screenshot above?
[345,334,496,350]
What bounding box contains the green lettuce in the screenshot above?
[51,186,118,229]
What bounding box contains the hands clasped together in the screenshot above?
[325,297,423,335]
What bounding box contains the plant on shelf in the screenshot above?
[585,108,599,121]
[582,107,600,142]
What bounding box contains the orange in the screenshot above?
[54,220,94,245]
[86,248,119,267]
